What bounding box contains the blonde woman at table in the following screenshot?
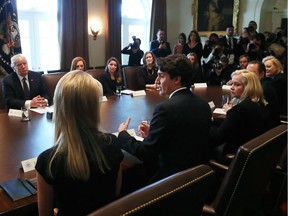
[209,70,274,164]
[35,71,123,216]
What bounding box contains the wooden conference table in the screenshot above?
[0,86,230,215]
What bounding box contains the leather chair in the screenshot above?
[42,72,67,100]
[86,69,105,81]
[202,124,288,216]
[122,66,142,90]
[89,164,215,216]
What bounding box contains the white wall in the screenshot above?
[87,0,105,68]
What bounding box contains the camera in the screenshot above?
[263,50,275,57]
[248,43,257,52]
[214,48,221,57]
[212,62,222,70]
[131,36,139,49]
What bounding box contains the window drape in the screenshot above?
[58,0,89,71]
[149,0,167,41]
[104,0,122,63]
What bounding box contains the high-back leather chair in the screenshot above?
[89,164,215,216]
[42,72,67,100]
[86,69,105,81]
[122,66,142,90]
[203,124,288,216]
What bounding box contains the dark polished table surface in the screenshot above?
[0,86,230,215]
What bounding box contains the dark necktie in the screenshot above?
[22,77,30,100]
[229,37,233,49]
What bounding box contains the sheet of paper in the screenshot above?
[194,83,207,88]
[132,90,146,97]
[208,101,215,109]
[222,85,231,90]
[8,109,22,117]
[213,108,226,115]
[121,89,134,95]
[30,106,54,114]
[21,157,37,172]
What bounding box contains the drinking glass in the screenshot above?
[21,107,30,122]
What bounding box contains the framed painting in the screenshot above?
[192,0,239,37]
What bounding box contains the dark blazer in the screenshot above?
[2,71,49,109]
[209,98,273,156]
[118,88,212,182]
[149,40,172,58]
[264,74,287,116]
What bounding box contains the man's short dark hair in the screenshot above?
[156,54,193,87]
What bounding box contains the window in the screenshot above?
[121,0,152,65]
[17,0,59,72]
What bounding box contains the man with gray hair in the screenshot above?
[2,54,49,109]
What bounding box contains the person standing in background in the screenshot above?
[121,37,144,66]
[172,33,186,54]
[150,28,172,58]
[182,30,203,66]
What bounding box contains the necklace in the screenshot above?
[147,68,154,76]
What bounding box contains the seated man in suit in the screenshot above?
[2,54,49,109]
[118,54,212,194]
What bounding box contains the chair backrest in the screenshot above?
[122,66,142,90]
[89,164,215,216]
[86,69,105,81]
[211,124,288,216]
[42,72,67,99]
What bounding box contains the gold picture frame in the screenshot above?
[192,0,240,37]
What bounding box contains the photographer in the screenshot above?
[121,36,144,66]
[203,33,219,58]
[245,34,265,61]
[208,56,234,86]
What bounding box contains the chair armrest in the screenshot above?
[209,159,229,173]
[202,204,216,216]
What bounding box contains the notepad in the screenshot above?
[0,178,37,201]
[213,108,226,115]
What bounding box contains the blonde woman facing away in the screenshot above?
[36,71,123,216]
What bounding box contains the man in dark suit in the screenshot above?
[149,28,172,58]
[2,54,49,109]
[218,25,238,66]
[118,54,211,192]
[247,60,280,126]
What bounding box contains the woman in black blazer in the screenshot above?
[209,69,274,163]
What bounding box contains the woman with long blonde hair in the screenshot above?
[36,70,123,216]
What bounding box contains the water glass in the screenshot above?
[115,85,121,96]
[21,107,30,122]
